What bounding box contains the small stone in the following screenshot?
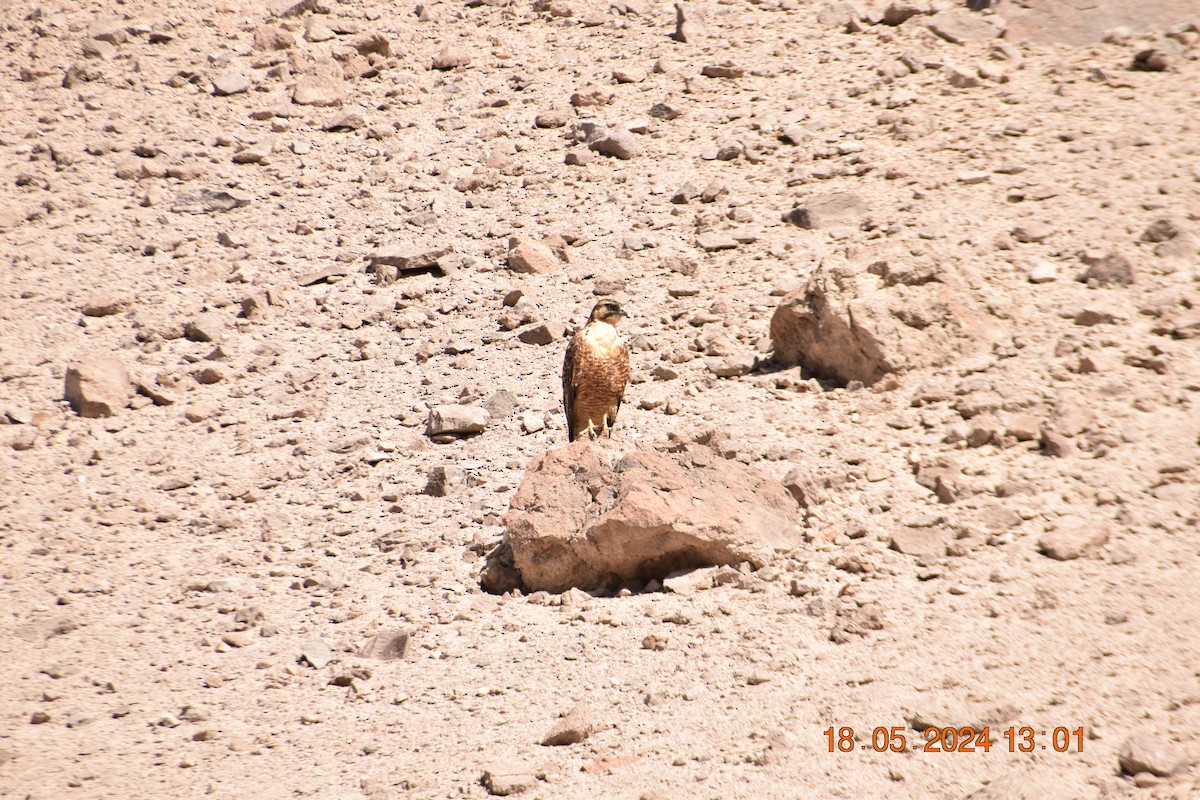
[171,189,251,214]
[1038,523,1109,560]
[81,293,132,317]
[1011,222,1053,243]
[357,629,411,660]
[535,109,570,128]
[1006,414,1042,441]
[701,63,744,79]
[649,102,684,120]
[612,67,646,84]
[565,150,594,166]
[211,71,250,96]
[304,18,337,42]
[1132,48,1173,72]
[432,45,470,70]
[705,354,755,377]
[943,63,981,88]
[662,567,718,595]
[64,355,132,418]
[541,705,595,746]
[232,138,274,165]
[956,170,990,185]
[482,762,537,796]
[1073,306,1120,326]
[507,237,561,274]
[518,322,566,345]
[1081,252,1134,287]
[367,245,453,283]
[426,405,489,437]
[589,130,642,160]
[928,8,1003,43]
[205,577,244,592]
[253,26,294,51]
[423,465,466,497]
[570,86,613,108]
[1118,734,1188,777]
[785,193,866,231]
[889,527,949,558]
[1027,261,1057,283]
[522,412,546,434]
[30,711,50,724]
[350,32,391,57]
[300,637,333,669]
[221,631,255,648]
[292,62,346,107]
[1040,428,1075,457]
[673,1,705,43]
[184,402,219,423]
[696,233,738,252]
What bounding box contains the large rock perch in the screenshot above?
[498,440,805,593]
[769,256,999,385]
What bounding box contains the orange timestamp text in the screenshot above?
[824,726,1084,754]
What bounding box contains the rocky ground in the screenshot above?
[1,0,1198,797]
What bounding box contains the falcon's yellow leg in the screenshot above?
[601,417,612,438]
[582,419,599,440]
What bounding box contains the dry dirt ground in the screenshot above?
[1,0,1199,798]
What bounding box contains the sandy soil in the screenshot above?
[1,0,1198,798]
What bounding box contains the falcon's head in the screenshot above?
[588,300,629,325]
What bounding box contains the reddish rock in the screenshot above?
[507,237,561,274]
[770,257,998,385]
[497,440,805,593]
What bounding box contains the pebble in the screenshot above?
[785,192,867,230]
[211,71,250,96]
[172,189,251,214]
[423,465,466,497]
[300,637,333,669]
[1038,523,1109,560]
[432,45,471,70]
[673,1,705,43]
[357,629,412,660]
[1118,734,1188,777]
[518,322,566,345]
[507,237,561,274]
[889,527,949,558]
[704,354,755,377]
[481,762,536,796]
[1027,260,1057,283]
[701,63,744,79]
[205,577,245,592]
[81,293,132,317]
[696,233,738,252]
[221,631,255,648]
[589,130,642,160]
[521,412,546,434]
[1081,252,1134,287]
[64,355,132,418]
[535,109,570,128]
[541,705,595,746]
[927,8,1003,43]
[232,138,274,165]
[1011,221,1053,243]
[426,405,490,436]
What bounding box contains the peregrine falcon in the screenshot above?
[561,300,631,441]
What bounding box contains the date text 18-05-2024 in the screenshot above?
[824,726,1084,754]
